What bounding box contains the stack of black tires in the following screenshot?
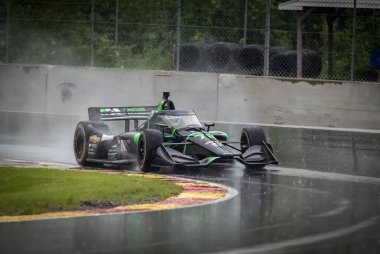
[177,42,322,78]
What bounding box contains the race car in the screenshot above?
[73,92,278,171]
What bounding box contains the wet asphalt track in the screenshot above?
[1,129,380,254]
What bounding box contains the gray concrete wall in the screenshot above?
[0,65,48,112]
[1,64,379,174]
[218,75,380,129]
[1,64,379,129]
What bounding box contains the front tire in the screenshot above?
[240,126,266,153]
[138,129,163,172]
[240,126,267,170]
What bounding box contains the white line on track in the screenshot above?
[267,166,380,185]
[210,216,379,254]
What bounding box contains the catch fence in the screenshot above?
[0,0,379,82]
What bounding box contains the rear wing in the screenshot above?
[88,106,156,131]
[88,106,156,121]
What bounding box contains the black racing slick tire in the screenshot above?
[240,126,266,153]
[73,121,111,166]
[74,123,90,166]
[138,129,163,172]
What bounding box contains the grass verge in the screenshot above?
[0,167,181,216]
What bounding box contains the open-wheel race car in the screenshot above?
[74,92,278,171]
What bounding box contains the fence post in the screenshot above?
[5,1,10,63]
[243,0,248,45]
[295,9,313,79]
[296,13,303,78]
[350,0,357,81]
[91,0,95,66]
[115,0,119,49]
[263,0,271,76]
[176,0,181,71]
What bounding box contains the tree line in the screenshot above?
[0,0,378,81]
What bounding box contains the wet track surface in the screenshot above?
[1,129,380,253]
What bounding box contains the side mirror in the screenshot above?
[204,122,215,132]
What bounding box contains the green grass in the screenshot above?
[0,167,181,216]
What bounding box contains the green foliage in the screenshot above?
[0,0,378,80]
[0,167,181,216]
[95,34,120,67]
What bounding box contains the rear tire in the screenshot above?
[240,126,266,153]
[74,123,90,166]
[138,129,163,172]
[73,121,111,166]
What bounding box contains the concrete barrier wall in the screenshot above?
[38,65,218,120]
[1,64,379,129]
[0,65,48,112]
[218,75,380,129]
[1,64,379,175]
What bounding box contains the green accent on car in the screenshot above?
[157,100,165,111]
[207,157,217,162]
[133,133,141,144]
[164,128,177,139]
[182,131,207,154]
[100,108,106,113]
[205,132,216,140]
[183,144,188,155]
[125,107,146,112]
[210,131,228,140]
[187,132,205,140]
[216,131,228,138]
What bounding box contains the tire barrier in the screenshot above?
[235,45,288,75]
[177,43,206,72]
[269,46,287,58]
[236,44,264,75]
[205,42,231,72]
[204,42,241,73]
[269,49,322,78]
[176,42,322,78]
[178,42,241,73]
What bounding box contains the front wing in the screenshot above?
[151,141,278,168]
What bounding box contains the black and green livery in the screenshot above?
[73,92,278,171]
